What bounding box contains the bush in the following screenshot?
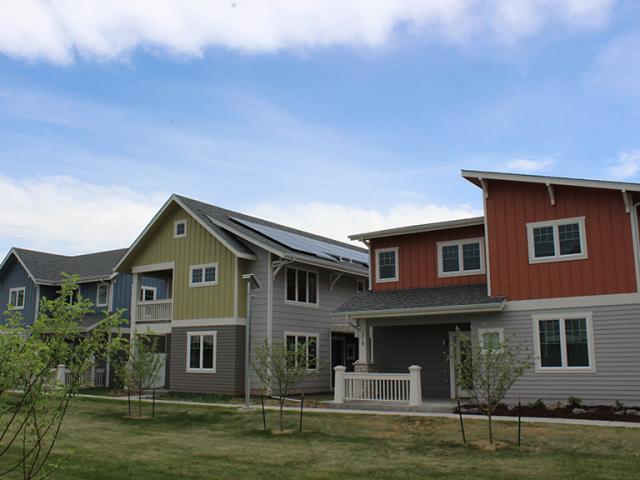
[528,398,546,409]
[567,396,584,409]
[614,400,625,411]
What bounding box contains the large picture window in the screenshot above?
[437,238,485,277]
[533,313,595,372]
[8,287,25,310]
[527,217,587,263]
[187,331,217,372]
[285,267,318,306]
[285,332,319,371]
[375,247,399,283]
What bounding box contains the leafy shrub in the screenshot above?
[614,400,625,411]
[567,396,584,409]
[528,398,546,409]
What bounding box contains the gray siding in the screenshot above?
[0,256,37,324]
[271,261,362,393]
[245,249,271,391]
[169,325,245,395]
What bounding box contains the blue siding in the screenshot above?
[0,255,37,325]
[111,273,170,320]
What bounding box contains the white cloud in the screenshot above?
[590,33,640,101]
[249,201,483,245]
[505,156,554,172]
[0,175,165,255]
[608,149,640,180]
[0,0,614,63]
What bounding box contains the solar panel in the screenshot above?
[228,217,369,265]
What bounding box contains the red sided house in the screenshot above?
[335,170,640,406]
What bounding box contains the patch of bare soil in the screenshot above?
[458,404,640,422]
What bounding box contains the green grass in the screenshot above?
[3,397,640,479]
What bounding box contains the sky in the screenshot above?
[1,0,640,256]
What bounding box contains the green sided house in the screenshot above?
[115,194,368,395]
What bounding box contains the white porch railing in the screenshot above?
[334,365,422,406]
[54,365,105,387]
[136,299,173,322]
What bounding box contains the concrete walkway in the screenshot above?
[75,394,640,429]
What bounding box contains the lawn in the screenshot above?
[2,397,639,479]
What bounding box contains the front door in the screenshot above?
[331,337,346,388]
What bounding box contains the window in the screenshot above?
[437,238,485,277]
[285,333,319,370]
[96,284,110,307]
[174,219,187,238]
[478,328,503,353]
[357,279,368,293]
[527,217,587,263]
[189,263,218,287]
[533,313,595,372]
[8,287,25,310]
[187,331,217,372]
[285,267,318,305]
[140,286,157,302]
[375,247,398,282]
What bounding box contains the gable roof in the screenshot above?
[1,248,128,285]
[349,216,485,242]
[462,170,640,192]
[175,195,369,275]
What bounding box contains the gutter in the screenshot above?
[334,299,506,319]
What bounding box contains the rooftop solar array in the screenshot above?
[229,217,369,265]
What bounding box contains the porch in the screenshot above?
[130,263,174,329]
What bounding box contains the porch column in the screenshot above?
[354,318,375,372]
[130,272,139,345]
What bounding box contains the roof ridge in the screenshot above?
[13,247,128,259]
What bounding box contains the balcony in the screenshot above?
[136,299,173,323]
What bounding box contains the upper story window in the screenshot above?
[526,217,587,264]
[375,247,399,283]
[8,287,26,310]
[533,313,595,372]
[285,267,318,306]
[96,284,110,307]
[437,238,485,277]
[140,286,157,302]
[174,219,187,239]
[189,263,218,287]
[187,331,217,372]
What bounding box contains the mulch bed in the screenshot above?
[457,404,640,423]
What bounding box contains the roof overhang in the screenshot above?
[461,170,640,193]
[335,299,506,319]
[349,216,485,242]
[0,249,37,284]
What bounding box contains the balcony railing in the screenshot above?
[136,299,173,323]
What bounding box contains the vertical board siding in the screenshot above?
[370,225,486,292]
[486,181,637,300]
[119,203,238,319]
[0,256,37,324]
[169,325,245,395]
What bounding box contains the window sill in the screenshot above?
[535,366,596,374]
[189,282,219,288]
[376,277,399,283]
[186,369,217,374]
[284,300,319,309]
[438,269,485,278]
[529,253,588,264]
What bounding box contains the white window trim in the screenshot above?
[375,247,399,283]
[532,312,596,373]
[8,287,26,310]
[186,331,217,373]
[284,331,320,372]
[526,216,588,264]
[189,263,219,288]
[96,284,110,307]
[437,237,485,278]
[140,286,157,302]
[174,219,187,239]
[284,267,320,307]
[478,327,504,353]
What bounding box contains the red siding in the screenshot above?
[486,180,637,300]
[371,225,487,292]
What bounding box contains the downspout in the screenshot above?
[631,202,640,292]
[242,274,261,410]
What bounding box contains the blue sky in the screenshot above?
[1,1,639,255]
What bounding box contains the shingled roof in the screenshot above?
[336,284,505,318]
[5,248,127,284]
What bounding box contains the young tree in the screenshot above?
[116,333,164,419]
[452,330,530,444]
[0,275,127,479]
[252,338,312,432]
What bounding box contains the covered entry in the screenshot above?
[330,331,358,387]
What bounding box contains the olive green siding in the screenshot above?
[121,203,238,320]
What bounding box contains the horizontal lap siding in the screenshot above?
[0,256,37,324]
[246,250,270,390]
[272,262,361,393]
[486,181,637,300]
[371,225,486,292]
[474,303,640,404]
[169,325,245,395]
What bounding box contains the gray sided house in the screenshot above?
[115,194,368,396]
